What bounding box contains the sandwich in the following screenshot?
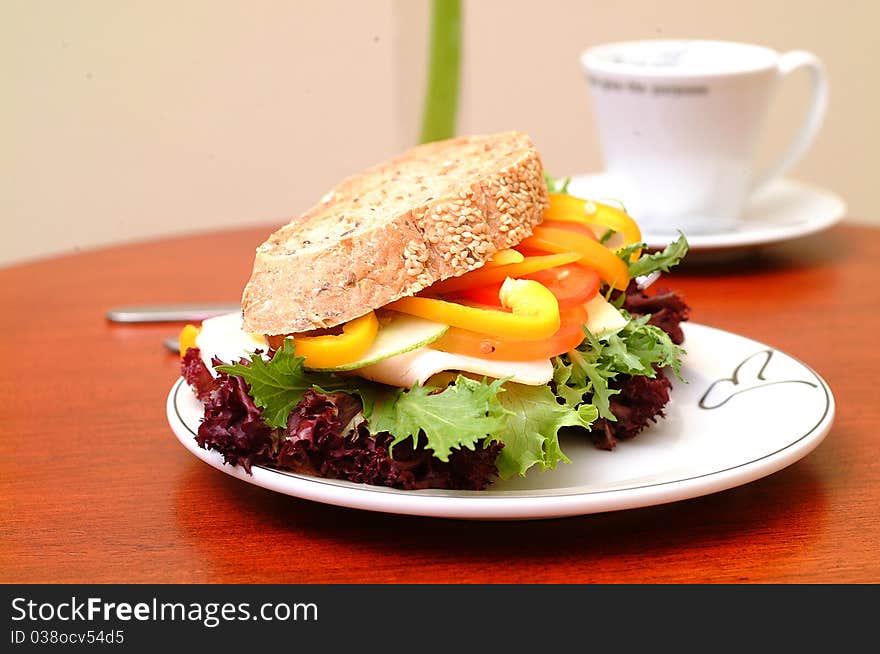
[179,131,690,490]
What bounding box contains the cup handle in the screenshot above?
[750,50,829,193]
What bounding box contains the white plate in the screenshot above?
[167,323,834,520]
[566,173,846,251]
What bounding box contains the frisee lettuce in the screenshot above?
[620,233,689,278]
[544,171,571,194]
[494,382,595,478]
[215,341,351,428]
[552,314,685,421]
[216,343,588,478]
[367,375,508,462]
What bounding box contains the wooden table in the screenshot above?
[2,223,878,584]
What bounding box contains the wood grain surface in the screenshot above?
[1,224,878,584]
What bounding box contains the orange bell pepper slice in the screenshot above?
[431,303,588,361]
[520,226,630,291]
[428,251,581,296]
[388,278,560,341]
[546,193,643,261]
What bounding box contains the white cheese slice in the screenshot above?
[195,312,268,374]
[354,347,553,387]
[584,294,629,338]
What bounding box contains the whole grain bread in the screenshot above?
[241,131,549,335]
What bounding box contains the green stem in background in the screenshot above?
[419,0,462,144]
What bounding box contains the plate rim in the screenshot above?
[566,174,847,252]
[166,323,835,520]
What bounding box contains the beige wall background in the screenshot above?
[3,0,877,266]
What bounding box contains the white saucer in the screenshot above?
[566,173,847,251]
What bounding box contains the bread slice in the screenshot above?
[241,131,549,335]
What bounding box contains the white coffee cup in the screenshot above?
[579,40,828,234]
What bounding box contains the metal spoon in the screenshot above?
[163,337,182,354]
[106,303,239,323]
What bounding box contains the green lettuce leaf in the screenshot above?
[215,340,360,429]
[494,382,596,479]
[214,342,584,478]
[543,171,571,194]
[555,330,619,421]
[624,233,690,278]
[554,315,685,421]
[366,375,509,462]
[363,374,595,478]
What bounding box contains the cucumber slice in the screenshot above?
[304,312,449,372]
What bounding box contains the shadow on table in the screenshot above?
[173,456,828,583]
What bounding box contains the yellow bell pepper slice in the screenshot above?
[388,278,560,341]
[428,251,582,296]
[546,193,643,261]
[483,248,524,267]
[179,324,201,357]
[482,248,525,270]
[292,311,379,368]
[521,226,630,291]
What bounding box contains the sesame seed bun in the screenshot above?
[241,131,549,335]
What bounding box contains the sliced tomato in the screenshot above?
[430,304,588,361]
[458,263,600,309]
[458,282,504,307]
[523,264,600,307]
[521,226,629,290]
[427,252,580,296]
